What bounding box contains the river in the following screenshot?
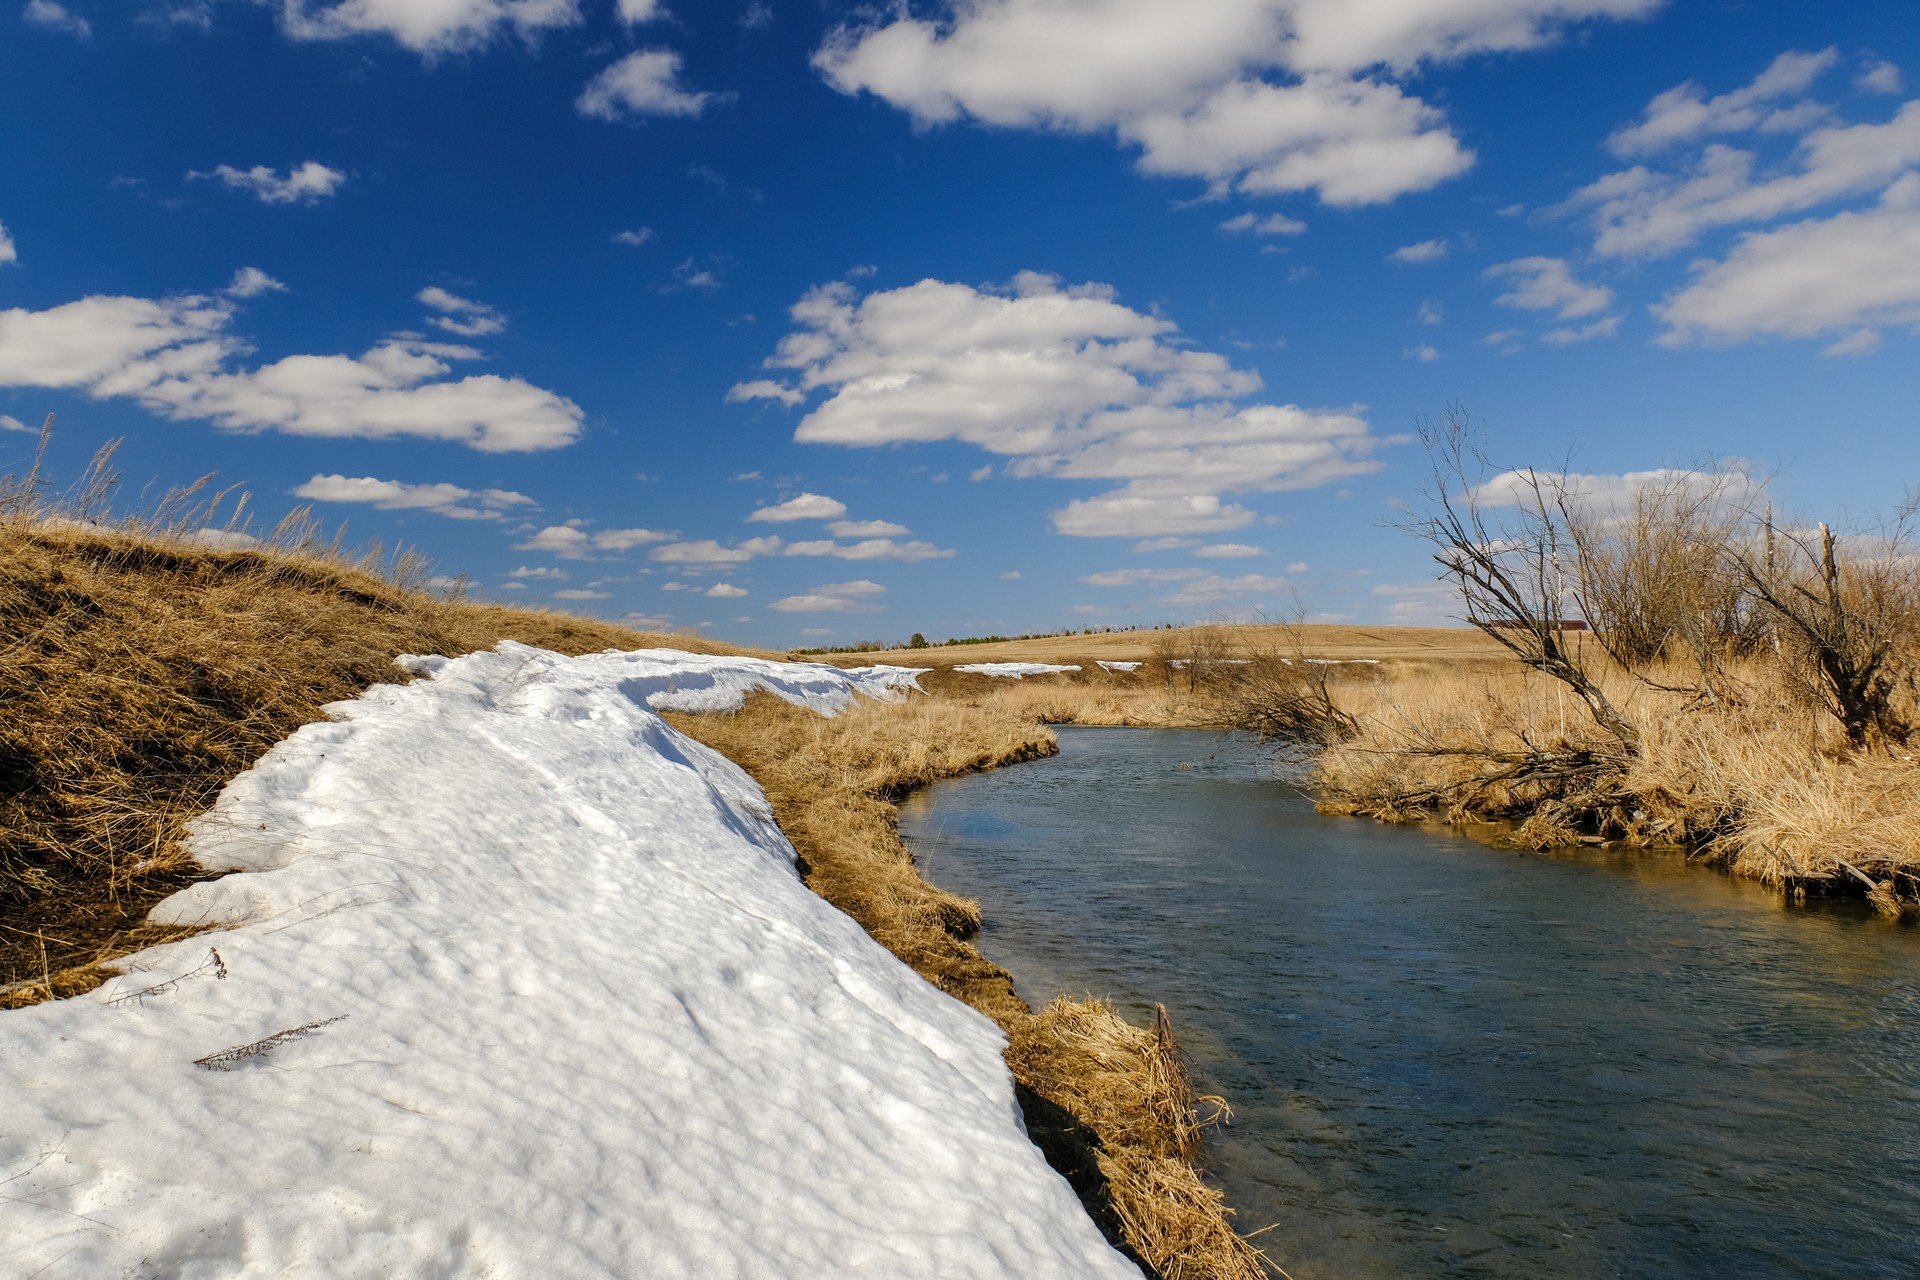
[897,727,1920,1280]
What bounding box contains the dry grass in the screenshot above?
[670,692,1273,1280]
[1312,653,1920,913]
[820,622,1501,669]
[0,503,746,1006]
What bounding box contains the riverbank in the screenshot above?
[1,496,1268,1277]
[830,633,1920,918]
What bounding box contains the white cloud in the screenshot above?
[815,1,1652,206]
[191,162,346,205]
[1194,542,1266,557]
[1158,572,1291,606]
[828,518,909,537]
[1080,568,1206,587]
[747,492,847,522]
[0,222,15,266]
[1821,328,1883,358]
[1471,466,1754,512]
[517,524,673,558]
[1859,59,1903,96]
[650,536,783,566]
[0,288,581,451]
[613,227,656,246]
[1570,76,1920,259]
[0,414,37,433]
[1219,212,1307,235]
[1417,300,1442,325]
[578,50,715,121]
[553,588,611,600]
[617,0,660,23]
[1390,238,1449,263]
[1541,315,1620,344]
[1654,173,1920,347]
[726,378,805,407]
[508,565,569,579]
[224,267,286,298]
[1606,49,1838,156]
[276,0,583,54]
[737,273,1386,537]
[704,582,748,598]
[767,579,887,613]
[1132,536,1201,552]
[1485,256,1613,318]
[24,0,89,38]
[1372,580,1459,625]
[1404,343,1439,361]
[1054,492,1256,537]
[418,286,506,337]
[294,473,536,521]
[671,258,721,290]
[783,538,955,561]
[999,570,1022,580]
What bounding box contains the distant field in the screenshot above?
[811,623,1506,669]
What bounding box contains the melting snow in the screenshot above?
[0,643,1136,1279]
[1094,661,1142,673]
[951,663,1082,679]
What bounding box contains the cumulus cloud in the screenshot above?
[704,582,748,598]
[294,473,536,521]
[578,50,715,121]
[783,538,955,561]
[1605,49,1838,156]
[815,1,1653,205]
[617,0,660,23]
[191,161,346,205]
[1486,256,1613,318]
[553,588,611,600]
[418,286,506,337]
[649,536,783,566]
[733,272,1386,537]
[224,267,287,298]
[1859,59,1903,96]
[1080,567,1206,587]
[767,579,886,613]
[1390,238,1449,263]
[24,0,89,37]
[1654,173,1920,347]
[1219,212,1306,236]
[0,281,581,451]
[0,289,582,451]
[1567,56,1920,259]
[0,222,15,266]
[276,0,582,54]
[508,565,569,579]
[517,524,673,558]
[747,492,847,522]
[1404,343,1439,361]
[613,227,656,246]
[828,518,909,537]
[1194,542,1266,557]
[1158,572,1291,606]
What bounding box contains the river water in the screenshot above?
[897,727,1920,1280]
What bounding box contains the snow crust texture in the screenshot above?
[1,643,1137,1279]
[951,663,1082,678]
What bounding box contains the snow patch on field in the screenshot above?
[1095,660,1143,672]
[0,643,1136,1279]
[952,662,1082,679]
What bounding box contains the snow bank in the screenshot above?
[1095,660,1142,673]
[0,643,1136,1279]
[952,663,1082,679]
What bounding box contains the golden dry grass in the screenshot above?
[0,512,748,1006]
[1312,653,1920,912]
[819,622,1501,669]
[669,691,1273,1280]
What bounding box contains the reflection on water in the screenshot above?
[899,727,1920,1280]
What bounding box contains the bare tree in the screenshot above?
[1410,410,1641,755]
[1740,508,1920,751]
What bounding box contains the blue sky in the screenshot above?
[2,0,1916,647]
